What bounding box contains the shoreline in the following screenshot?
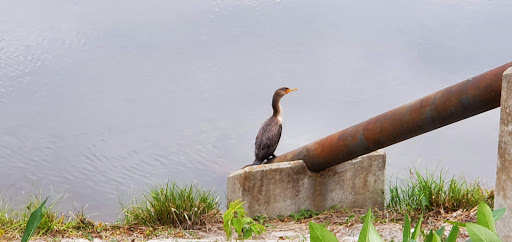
[4,207,476,241]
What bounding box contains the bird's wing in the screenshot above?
[254,118,282,161]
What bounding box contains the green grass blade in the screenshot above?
[446,224,459,242]
[492,208,506,222]
[21,197,48,242]
[477,202,497,234]
[309,221,338,242]
[403,214,411,242]
[466,223,501,242]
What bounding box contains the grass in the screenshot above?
[0,198,14,237]
[0,170,496,240]
[121,181,220,229]
[386,168,494,216]
[0,194,95,240]
[1,183,221,240]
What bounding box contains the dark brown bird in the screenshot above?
[251,87,297,166]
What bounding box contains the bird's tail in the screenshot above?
[241,160,261,169]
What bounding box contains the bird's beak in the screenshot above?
[285,88,298,94]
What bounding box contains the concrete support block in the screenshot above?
[496,67,512,239]
[227,150,385,217]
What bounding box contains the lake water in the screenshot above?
[1,0,511,222]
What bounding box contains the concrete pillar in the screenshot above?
[496,67,512,239]
[227,150,385,217]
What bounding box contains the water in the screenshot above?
[1,0,511,222]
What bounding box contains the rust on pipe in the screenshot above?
[269,62,512,172]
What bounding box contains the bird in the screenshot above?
[250,87,297,166]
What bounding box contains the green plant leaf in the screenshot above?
[435,226,445,238]
[241,216,254,225]
[357,209,383,242]
[21,197,48,242]
[233,218,242,235]
[250,224,259,235]
[403,214,411,242]
[476,202,497,234]
[466,223,501,242]
[223,208,233,218]
[257,224,266,235]
[492,208,506,222]
[424,230,434,242]
[243,227,253,239]
[223,200,267,240]
[250,223,265,235]
[446,224,459,242]
[358,210,371,242]
[229,200,247,219]
[223,209,233,239]
[229,199,243,210]
[236,207,247,218]
[411,214,423,240]
[431,232,441,242]
[309,221,338,242]
[421,195,430,209]
[369,222,383,242]
[223,219,232,238]
[446,220,466,227]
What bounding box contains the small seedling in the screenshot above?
[223,200,265,240]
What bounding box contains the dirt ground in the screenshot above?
[174,208,473,241]
[27,208,476,242]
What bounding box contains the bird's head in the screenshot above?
[275,87,298,98]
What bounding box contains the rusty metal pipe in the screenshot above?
[269,62,512,172]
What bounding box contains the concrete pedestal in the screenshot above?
[496,67,512,239]
[227,150,385,217]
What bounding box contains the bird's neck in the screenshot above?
[272,95,282,120]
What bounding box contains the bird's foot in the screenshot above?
[263,155,277,164]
